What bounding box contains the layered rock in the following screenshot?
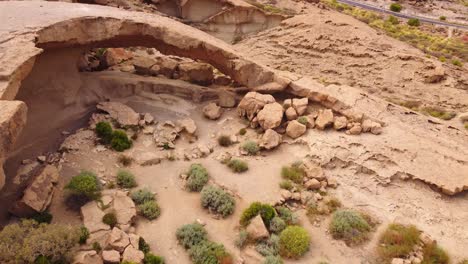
[97,102,140,127]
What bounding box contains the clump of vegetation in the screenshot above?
[200,185,235,217]
[377,223,420,261]
[116,170,137,188]
[144,253,165,264]
[227,159,249,173]
[279,180,293,190]
[65,171,101,200]
[92,241,102,253]
[240,202,276,227]
[281,163,305,184]
[439,16,447,21]
[118,154,133,167]
[235,230,249,249]
[452,59,463,67]
[138,200,161,220]
[139,237,151,254]
[176,223,208,249]
[0,220,81,263]
[242,140,260,155]
[239,128,247,136]
[30,211,53,224]
[422,243,450,264]
[407,18,420,27]
[275,206,298,225]
[269,217,286,234]
[389,3,402,12]
[387,15,399,25]
[131,188,154,204]
[297,116,308,125]
[279,226,311,259]
[186,164,209,192]
[263,255,284,264]
[111,130,132,151]
[329,209,372,245]
[95,121,113,144]
[102,212,117,228]
[421,107,456,120]
[218,135,233,147]
[256,234,280,256]
[79,226,90,245]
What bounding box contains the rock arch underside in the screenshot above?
[0,0,468,262]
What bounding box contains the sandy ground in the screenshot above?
[48,94,468,263]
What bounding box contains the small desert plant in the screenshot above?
[186,164,209,192]
[389,3,402,12]
[139,237,151,254]
[422,243,450,264]
[239,128,247,135]
[263,256,284,264]
[144,253,165,264]
[279,226,311,259]
[407,18,420,27]
[95,121,113,144]
[422,107,456,120]
[377,223,420,261]
[200,185,235,217]
[279,180,293,190]
[30,211,53,224]
[325,197,342,212]
[131,188,155,204]
[65,171,101,200]
[297,116,308,125]
[227,159,249,173]
[188,240,232,264]
[240,202,276,227]
[235,230,248,248]
[111,130,132,151]
[218,135,233,147]
[176,223,208,249]
[116,170,137,188]
[329,209,371,245]
[242,141,259,155]
[269,217,286,234]
[439,16,447,21]
[281,163,305,184]
[138,200,161,220]
[256,234,280,256]
[275,206,297,225]
[118,154,133,167]
[92,241,102,253]
[387,15,399,24]
[102,212,117,228]
[78,226,90,245]
[452,59,463,67]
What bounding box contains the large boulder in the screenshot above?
[217,90,236,108]
[151,56,179,78]
[257,102,284,130]
[315,109,334,130]
[292,98,308,115]
[333,116,348,130]
[178,62,214,85]
[237,92,275,121]
[133,57,157,76]
[246,215,269,241]
[286,120,307,139]
[153,121,179,148]
[203,102,222,120]
[259,129,282,150]
[10,165,59,217]
[97,102,139,127]
[110,190,137,227]
[73,250,103,264]
[122,245,144,264]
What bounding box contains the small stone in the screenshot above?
[203,103,222,120]
[315,109,334,129]
[143,113,154,124]
[37,156,46,163]
[259,129,282,150]
[348,124,362,135]
[333,116,348,130]
[305,179,321,190]
[286,120,307,139]
[285,107,298,121]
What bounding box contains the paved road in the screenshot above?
[337,0,468,30]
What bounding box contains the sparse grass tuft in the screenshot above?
[421,107,456,120]
[218,135,233,147]
[242,141,260,155]
[239,128,247,136]
[377,223,420,261]
[407,18,420,27]
[227,159,249,173]
[422,243,450,264]
[281,163,305,184]
[116,170,137,188]
[439,16,447,21]
[279,180,294,190]
[118,154,133,167]
[297,116,308,125]
[452,59,463,67]
[329,209,372,246]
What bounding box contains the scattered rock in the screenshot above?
[81,201,110,233]
[237,92,275,121]
[133,57,157,76]
[73,250,103,264]
[143,113,154,125]
[362,119,382,135]
[153,121,179,148]
[348,124,363,135]
[286,120,307,139]
[327,177,338,188]
[178,62,214,85]
[315,109,334,129]
[203,103,223,120]
[106,227,130,253]
[305,179,321,190]
[292,98,308,115]
[218,90,236,108]
[177,118,197,135]
[259,129,282,150]
[257,102,284,129]
[122,245,144,264]
[103,48,132,67]
[246,215,269,240]
[333,116,347,130]
[214,75,232,86]
[102,250,120,264]
[301,161,325,180]
[97,102,140,127]
[285,107,298,121]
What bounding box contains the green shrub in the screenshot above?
[118,154,133,167]
[116,170,137,188]
[387,15,399,25]
[275,206,297,225]
[235,230,248,248]
[0,220,80,263]
[389,3,402,12]
[65,171,101,200]
[240,202,276,227]
[176,223,208,249]
[239,128,247,136]
[95,121,113,144]
[186,164,209,192]
[200,186,235,217]
[227,159,249,173]
[263,256,283,264]
[407,18,420,27]
[144,253,165,264]
[269,217,286,234]
[218,135,233,147]
[439,16,446,21]
[281,164,305,184]
[79,226,90,245]
[30,211,53,224]
[242,141,259,155]
[102,212,117,228]
[422,107,456,120]
[297,116,308,125]
[34,256,51,264]
[188,240,232,264]
[256,234,280,256]
[138,200,161,220]
[92,241,102,252]
[422,243,449,264]
[131,188,155,204]
[378,224,420,261]
[279,180,293,190]
[111,130,132,151]
[329,210,371,245]
[452,59,463,67]
[279,226,310,259]
[139,237,151,254]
